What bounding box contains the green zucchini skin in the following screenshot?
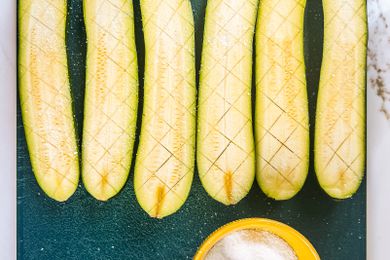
[197,0,258,205]
[134,0,196,218]
[255,0,310,200]
[315,0,367,199]
[19,0,79,201]
[82,0,139,201]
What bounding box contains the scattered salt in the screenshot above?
[205,229,297,260]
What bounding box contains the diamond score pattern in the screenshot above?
[82,0,139,198]
[19,1,79,199]
[134,0,196,216]
[315,1,366,192]
[198,0,258,204]
[255,0,309,197]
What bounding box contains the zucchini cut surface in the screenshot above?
[19,0,79,201]
[315,0,367,199]
[255,0,309,200]
[82,0,139,201]
[197,0,258,205]
[134,0,196,218]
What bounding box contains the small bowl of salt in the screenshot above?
[194,218,319,260]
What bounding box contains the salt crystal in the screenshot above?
[205,229,297,260]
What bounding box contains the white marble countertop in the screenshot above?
[1,0,389,259]
[367,0,390,259]
[0,1,16,260]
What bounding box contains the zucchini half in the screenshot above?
[197,0,258,205]
[19,0,79,201]
[315,0,367,199]
[255,0,310,200]
[82,0,139,201]
[134,0,196,218]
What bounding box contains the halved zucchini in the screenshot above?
[19,0,79,201]
[197,0,258,205]
[255,0,309,200]
[82,0,139,201]
[134,0,196,218]
[315,0,367,199]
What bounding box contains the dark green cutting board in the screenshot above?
[17,0,366,259]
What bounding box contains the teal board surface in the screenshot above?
[17,0,366,259]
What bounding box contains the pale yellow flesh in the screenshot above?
[197,0,258,205]
[255,0,309,200]
[19,0,79,201]
[82,0,138,201]
[134,0,196,218]
[315,0,366,199]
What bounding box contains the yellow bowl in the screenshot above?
[194,218,320,260]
